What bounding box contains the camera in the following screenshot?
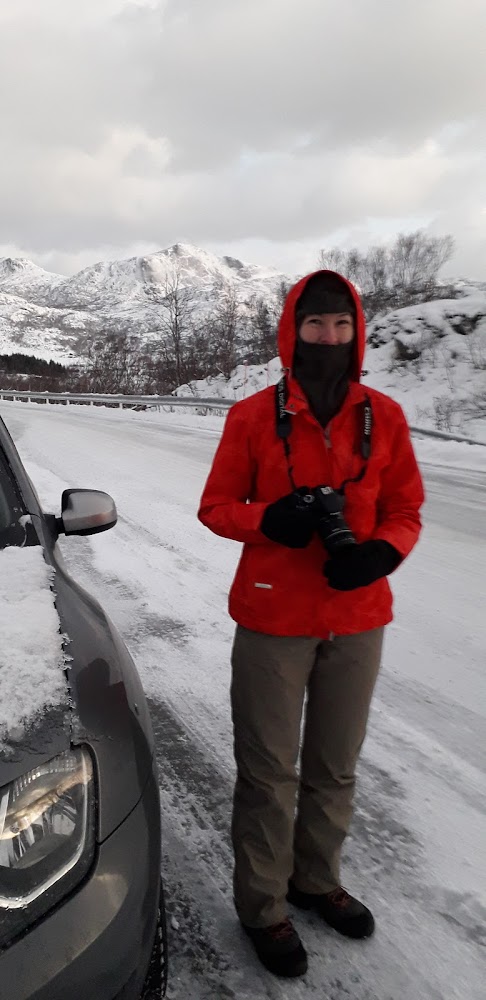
[304,486,357,556]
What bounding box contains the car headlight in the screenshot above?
[0,747,95,948]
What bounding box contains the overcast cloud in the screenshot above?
[1,0,485,277]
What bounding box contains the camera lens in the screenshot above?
[313,487,357,556]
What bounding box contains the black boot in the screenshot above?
[241,917,308,977]
[287,882,375,939]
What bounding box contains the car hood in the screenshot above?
[0,542,72,784]
[1,529,154,841]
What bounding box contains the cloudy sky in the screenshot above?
[1,0,485,278]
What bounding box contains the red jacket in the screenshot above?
[198,271,424,637]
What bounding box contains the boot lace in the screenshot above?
[327,887,352,910]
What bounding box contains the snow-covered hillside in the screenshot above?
[176,295,486,442]
[0,244,287,363]
[366,296,486,440]
[0,245,484,439]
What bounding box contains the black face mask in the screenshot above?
[293,339,354,428]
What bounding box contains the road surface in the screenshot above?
[2,401,485,1000]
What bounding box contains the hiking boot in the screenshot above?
[241,917,308,977]
[287,881,375,939]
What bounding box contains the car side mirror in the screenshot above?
[59,489,117,536]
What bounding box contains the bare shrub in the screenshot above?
[432,395,462,433]
[77,332,151,394]
[438,345,456,392]
[465,328,486,370]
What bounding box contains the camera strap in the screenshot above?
[275,376,297,490]
[275,375,373,493]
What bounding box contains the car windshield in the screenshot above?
[0,449,37,548]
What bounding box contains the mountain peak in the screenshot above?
[0,256,35,274]
[166,242,203,257]
[0,257,63,295]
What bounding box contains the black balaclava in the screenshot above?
[293,274,356,428]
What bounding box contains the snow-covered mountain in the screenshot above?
[0,244,287,363]
[176,294,486,442]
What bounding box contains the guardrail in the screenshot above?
[408,425,485,446]
[0,389,234,410]
[0,389,484,446]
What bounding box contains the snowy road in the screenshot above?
[2,401,485,1000]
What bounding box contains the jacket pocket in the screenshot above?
[230,543,321,631]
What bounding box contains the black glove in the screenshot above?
[261,487,317,548]
[324,540,401,591]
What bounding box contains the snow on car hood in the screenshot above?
[0,546,67,744]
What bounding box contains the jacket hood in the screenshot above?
[277,270,366,382]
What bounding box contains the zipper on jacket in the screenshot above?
[321,420,335,485]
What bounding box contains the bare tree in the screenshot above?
[177,324,217,385]
[318,247,362,284]
[242,295,277,364]
[391,232,454,291]
[318,247,347,275]
[275,280,292,313]
[318,231,455,317]
[206,280,242,378]
[155,265,196,389]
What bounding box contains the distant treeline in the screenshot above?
[0,353,68,376]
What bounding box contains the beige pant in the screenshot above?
[230,625,384,927]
